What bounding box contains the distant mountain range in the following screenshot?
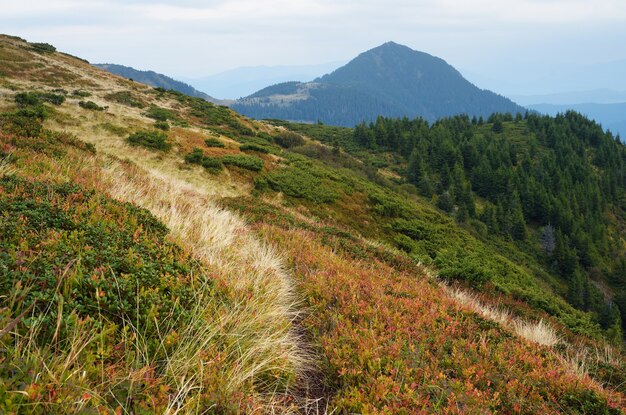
[529,102,626,139]
[512,89,626,106]
[463,59,626,98]
[180,62,343,100]
[94,54,624,139]
[94,63,220,103]
[231,42,525,127]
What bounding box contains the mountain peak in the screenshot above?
[234,44,524,126]
[379,40,404,48]
[363,41,434,59]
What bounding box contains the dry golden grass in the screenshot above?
[440,283,561,347]
[0,152,16,177]
[92,156,308,410]
[512,319,560,347]
[560,341,624,382]
[435,282,626,390]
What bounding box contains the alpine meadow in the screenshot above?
[1,2,626,413]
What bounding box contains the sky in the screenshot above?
[2,0,626,96]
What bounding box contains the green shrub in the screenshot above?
[127,130,171,151]
[256,132,275,142]
[222,154,264,172]
[240,143,270,154]
[204,138,225,148]
[30,42,56,53]
[0,109,44,137]
[264,170,339,203]
[38,92,65,105]
[0,175,205,373]
[274,130,305,148]
[98,122,127,136]
[14,92,40,107]
[145,105,177,122]
[394,234,416,253]
[78,100,105,111]
[15,92,65,107]
[154,121,170,131]
[201,157,224,173]
[72,89,91,98]
[435,249,491,287]
[368,192,410,218]
[184,148,223,173]
[185,148,204,164]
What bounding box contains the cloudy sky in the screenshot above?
[2,0,626,95]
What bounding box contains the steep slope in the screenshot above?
[232,42,524,126]
[1,34,625,413]
[0,35,306,412]
[95,63,220,103]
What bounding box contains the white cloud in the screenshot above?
[0,0,624,84]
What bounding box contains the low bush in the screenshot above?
[184,148,204,164]
[39,92,65,105]
[1,92,48,138]
[240,143,270,154]
[201,156,224,173]
[15,91,65,107]
[222,154,264,172]
[274,130,305,148]
[184,148,223,173]
[204,137,225,148]
[154,121,170,131]
[0,176,216,411]
[263,169,339,203]
[369,191,411,218]
[14,92,40,107]
[127,130,171,151]
[78,100,105,111]
[29,42,56,53]
[0,109,45,137]
[145,105,177,122]
[72,89,91,98]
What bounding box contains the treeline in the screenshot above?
[234,84,404,127]
[352,112,626,336]
[233,83,523,127]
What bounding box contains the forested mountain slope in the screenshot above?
[232,42,525,127]
[271,112,626,336]
[1,34,625,413]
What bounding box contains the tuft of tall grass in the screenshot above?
[95,159,310,409]
[0,152,16,177]
[441,283,560,347]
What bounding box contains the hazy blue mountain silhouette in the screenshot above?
[232,42,525,126]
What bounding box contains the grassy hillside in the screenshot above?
[1,34,626,413]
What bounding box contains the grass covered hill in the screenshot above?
[232,42,524,127]
[1,33,626,413]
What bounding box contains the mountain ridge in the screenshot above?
[232,42,525,126]
[94,63,222,104]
